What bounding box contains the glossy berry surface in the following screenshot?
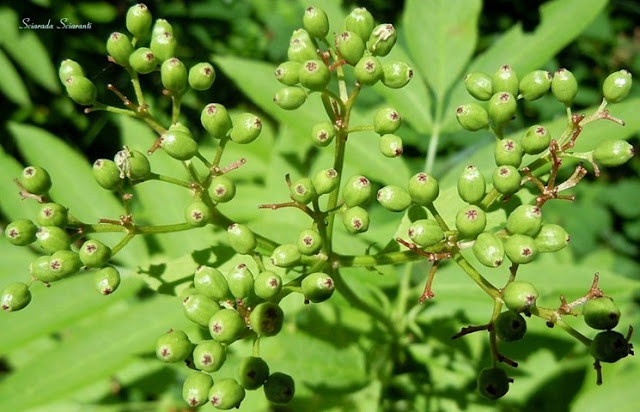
[271,244,301,268]
[382,61,413,89]
[518,70,552,101]
[343,175,372,207]
[230,113,262,144]
[506,205,542,237]
[254,271,282,300]
[456,103,489,131]
[534,224,570,253]
[193,340,226,372]
[156,329,192,363]
[79,239,112,268]
[487,92,516,125]
[455,205,487,239]
[505,234,537,264]
[209,309,245,344]
[491,65,519,96]
[64,75,96,107]
[303,6,329,38]
[92,159,122,190]
[477,367,510,400]
[5,219,37,246]
[185,201,211,227]
[494,138,523,167]
[275,61,301,86]
[472,232,505,268]
[345,8,375,41]
[126,3,152,39]
[377,185,412,212]
[368,24,397,56]
[373,107,402,135]
[590,330,631,363]
[379,134,404,158]
[201,103,233,139]
[301,272,335,303]
[209,378,246,410]
[343,206,370,234]
[492,165,521,196]
[161,130,198,160]
[226,264,255,300]
[182,372,213,407]
[355,56,383,85]
[94,266,121,295]
[457,165,485,204]
[464,72,493,100]
[312,168,339,195]
[299,60,330,91]
[20,166,51,195]
[264,372,295,404]
[227,223,257,255]
[189,62,216,91]
[1,282,31,312]
[183,293,221,327]
[521,125,551,155]
[337,31,365,65]
[297,229,323,255]
[408,172,439,205]
[194,266,230,301]
[250,302,284,337]
[408,219,444,247]
[106,32,134,67]
[161,58,188,94]
[494,310,527,342]
[502,281,538,313]
[210,175,236,203]
[238,356,270,390]
[551,68,578,106]
[593,140,634,167]
[583,297,620,330]
[36,226,70,254]
[311,121,336,147]
[274,86,307,110]
[290,178,317,205]
[602,69,632,103]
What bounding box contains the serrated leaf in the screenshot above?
[0,48,31,106]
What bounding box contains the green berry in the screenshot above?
[201,103,233,139]
[290,177,317,205]
[590,330,631,363]
[502,281,538,313]
[464,72,493,101]
[472,232,505,268]
[152,19,173,37]
[506,205,542,237]
[299,60,330,91]
[456,103,489,131]
[194,266,230,301]
[115,149,151,180]
[275,61,301,86]
[209,309,245,344]
[382,61,413,89]
[583,297,620,330]
[495,138,523,167]
[301,272,334,303]
[189,62,216,91]
[5,219,37,246]
[355,56,383,86]
[457,165,485,204]
[494,310,527,342]
[505,234,537,264]
[271,244,301,268]
[36,226,70,254]
[230,113,262,144]
[94,266,121,295]
[58,59,84,84]
[150,31,177,62]
[336,30,366,66]
[287,29,318,63]
[226,264,254,301]
[343,206,369,234]
[455,205,487,239]
[274,86,307,110]
[303,6,329,39]
[128,47,158,74]
[161,130,198,160]
[126,3,152,39]
[30,255,52,282]
[92,159,122,190]
[227,223,257,255]
[377,185,411,212]
[551,68,578,106]
[345,8,375,41]
[522,125,551,155]
[477,367,510,400]
[193,340,226,372]
[185,201,211,227]
[63,75,97,106]
[492,166,521,196]
[161,58,188,94]
[156,329,192,363]
[487,92,516,125]
[297,229,323,255]
[534,224,570,253]
[593,140,634,167]
[492,65,519,96]
[312,168,339,195]
[106,32,134,67]
[519,70,552,101]
[408,219,444,247]
[48,250,82,280]
[408,173,439,205]
[343,175,372,207]
[238,356,270,390]
[183,293,221,327]
[79,239,112,268]
[209,378,245,410]
[368,24,397,57]
[183,372,213,408]
[379,134,403,158]
[602,69,632,103]
[254,271,282,300]
[210,175,236,203]
[264,372,295,404]
[250,302,284,337]
[1,282,31,312]
[373,106,402,135]
[20,166,51,195]
[311,121,336,147]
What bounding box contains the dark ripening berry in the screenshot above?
[492,165,521,196]
[472,232,505,268]
[183,372,213,408]
[312,168,339,195]
[377,185,411,212]
[263,372,295,404]
[126,3,152,39]
[254,271,282,300]
[250,302,284,337]
[408,219,444,247]
[58,59,84,84]
[505,234,537,264]
[49,250,81,280]
[522,125,551,155]
[301,272,335,303]
[189,62,216,90]
[534,224,570,253]
[1,282,31,312]
[408,172,439,205]
[209,378,246,410]
[226,264,254,301]
[311,121,336,147]
[343,206,369,234]
[36,226,70,254]
[156,329,192,363]
[297,229,323,255]
[5,219,37,246]
[494,138,523,168]
[193,340,226,372]
[602,69,632,103]
[271,244,301,268]
[185,201,211,227]
[201,103,233,139]
[506,205,542,237]
[20,166,51,195]
[487,92,516,125]
[290,178,317,205]
[465,72,493,101]
[494,310,527,342]
[303,6,329,39]
[355,56,383,86]
[194,266,230,301]
[299,60,330,91]
[374,106,402,135]
[477,367,510,400]
[343,175,372,207]
[593,140,634,167]
[79,239,112,268]
[583,297,620,330]
[519,70,552,101]
[502,281,538,313]
[345,8,375,41]
[379,134,403,158]
[457,165,485,204]
[230,113,262,144]
[275,61,302,86]
[590,330,631,363]
[161,130,198,160]
[455,205,487,239]
[274,86,307,110]
[337,31,366,65]
[227,223,257,254]
[456,103,489,131]
[551,68,578,106]
[238,356,270,390]
[161,58,188,94]
[94,266,121,295]
[368,24,397,57]
[210,175,236,203]
[492,64,519,96]
[150,31,177,62]
[209,309,245,344]
[129,48,158,74]
[382,61,413,89]
[93,159,122,190]
[106,32,134,67]
[183,294,221,327]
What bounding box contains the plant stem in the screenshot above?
[425,122,440,174]
[452,253,500,299]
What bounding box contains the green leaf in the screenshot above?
[0,146,41,220]
[0,48,31,107]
